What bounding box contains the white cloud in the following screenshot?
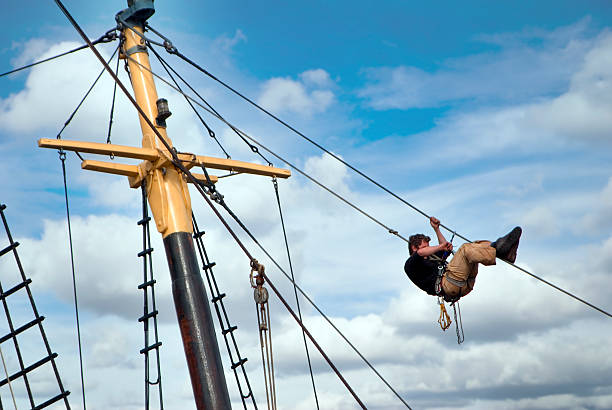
[10,38,55,68]
[212,29,247,52]
[358,21,594,109]
[526,31,612,141]
[257,70,335,116]
[299,68,334,88]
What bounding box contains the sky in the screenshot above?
[1,1,612,409]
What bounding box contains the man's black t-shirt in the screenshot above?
[404,252,443,296]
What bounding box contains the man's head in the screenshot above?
[409,234,431,255]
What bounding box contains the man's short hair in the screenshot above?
[408,234,431,255]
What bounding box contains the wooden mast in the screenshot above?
[39,1,290,408]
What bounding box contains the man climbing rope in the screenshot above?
[404,217,521,300]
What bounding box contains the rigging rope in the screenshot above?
[188,163,371,407]
[120,51,409,243]
[118,19,274,165]
[147,43,232,160]
[271,177,320,409]
[133,42,612,320]
[106,43,121,149]
[56,44,119,140]
[59,151,87,410]
[0,28,118,78]
[213,191,412,408]
[147,42,272,165]
[53,5,411,408]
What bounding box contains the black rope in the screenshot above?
[272,178,319,409]
[59,151,87,410]
[146,43,273,165]
[0,28,118,78]
[186,163,372,407]
[56,44,120,140]
[210,190,412,409]
[261,270,367,409]
[147,43,232,160]
[116,19,272,165]
[117,51,410,244]
[106,45,121,149]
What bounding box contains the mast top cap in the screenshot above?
[117,0,155,25]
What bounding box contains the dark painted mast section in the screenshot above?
[117,2,231,408]
[164,233,230,408]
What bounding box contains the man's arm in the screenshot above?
[415,217,453,257]
[430,217,448,245]
[416,242,453,257]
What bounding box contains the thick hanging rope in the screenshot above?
[59,151,87,410]
[201,184,411,408]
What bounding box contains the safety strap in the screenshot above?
[437,297,451,331]
[444,275,467,288]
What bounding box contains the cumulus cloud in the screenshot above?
[257,69,335,116]
[526,32,612,141]
[358,20,593,109]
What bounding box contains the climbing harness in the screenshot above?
[429,234,465,343]
[250,260,277,410]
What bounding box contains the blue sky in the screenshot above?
[1,1,612,409]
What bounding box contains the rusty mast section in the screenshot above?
[39,1,290,408]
